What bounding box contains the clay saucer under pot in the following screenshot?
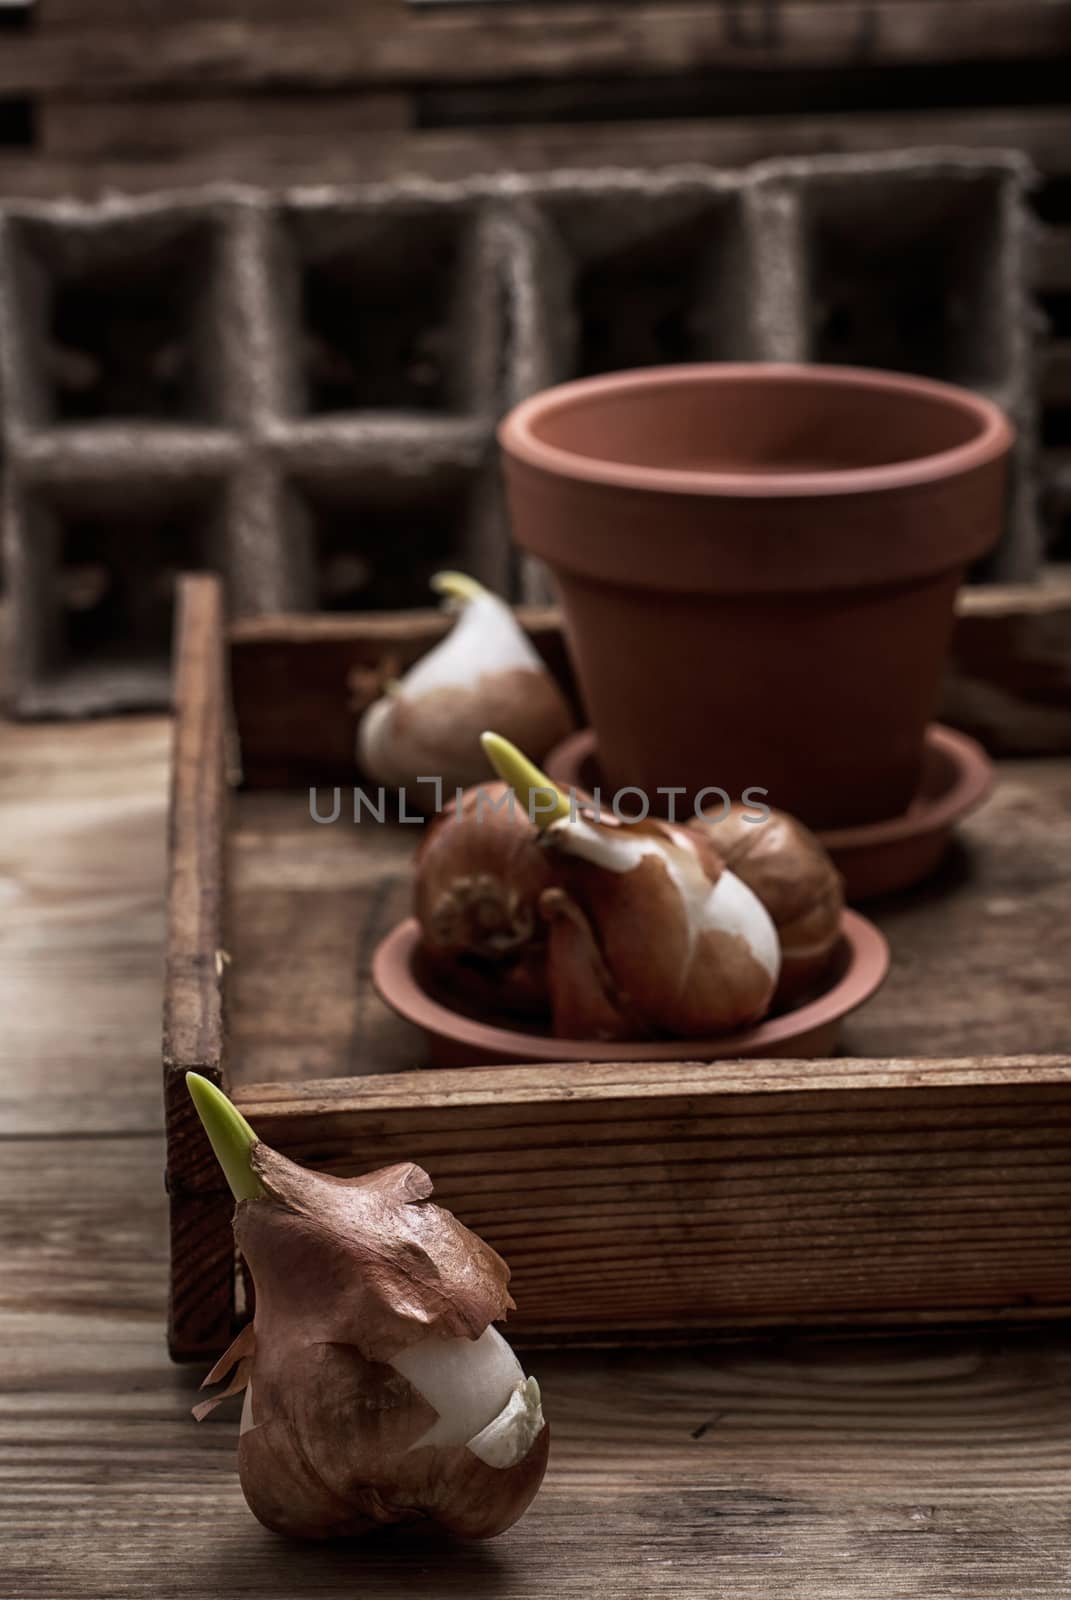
[373,911,889,1069]
[545,722,993,902]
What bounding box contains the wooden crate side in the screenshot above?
[229,1057,1071,1341]
[229,577,1071,783]
[229,605,575,786]
[944,573,1071,755]
[3,4,1069,96]
[163,572,236,1359]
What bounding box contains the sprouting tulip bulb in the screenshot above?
[356,571,575,800]
[186,1072,265,1202]
[480,732,572,829]
[430,570,487,605]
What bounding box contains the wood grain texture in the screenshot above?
[942,573,1071,757]
[4,1132,1071,1598]
[3,4,1068,96]
[1,106,1071,199]
[163,574,227,1094]
[38,92,413,163]
[840,758,1071,1058]
[5,702,1071,1594]
[231,1057,1071,1338]
[0,714,170,1135]
[163,574,235,1358]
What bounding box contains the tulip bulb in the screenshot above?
[481,735,780,1039]
[356,572,574,798]
[415,781,552,961]
[413,780,555,1017]
[687,804,844,1003]
[187,1074,548,1541]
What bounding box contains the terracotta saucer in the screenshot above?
[544,722,993,902]
[373,911,889,1068]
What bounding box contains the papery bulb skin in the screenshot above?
[414,782,557,1017]
[356,578,574,799]
[199,1145,548,1541]
[415,783,553,961]
[542,812,781,1038]
[687,804,844,1003]
[539,886,640,1041]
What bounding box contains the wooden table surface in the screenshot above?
[3,713,1071,1599]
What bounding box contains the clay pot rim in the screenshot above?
[372,909,889,1064]
[499,363,1014,500]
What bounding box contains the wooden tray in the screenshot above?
[163,574,1071,1361]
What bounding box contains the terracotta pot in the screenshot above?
[374,911,888,1068]
[499,364,1012,829]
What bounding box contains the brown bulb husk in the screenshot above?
[541,813,779,1038]
[539,886,645,1041]
[360,670,575,800]
[428,944,553,1023]
[687,804,844,1003]
[414,782,558,1015]
[199,1146,548,1540]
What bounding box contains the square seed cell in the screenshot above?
[4,209,226,426]
[284,201,487,417]
[290,466,479,612]
[15,475,226,710]
[535,183,754,378]
[802,172,1013,391]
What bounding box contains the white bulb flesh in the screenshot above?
[466,1377,545,1469]
[356,590,547,786]
[391,1324,524,1451]
[356,696,395,783]
[402,591,543,699]
[550,816,781,980]
[701,863,781,980]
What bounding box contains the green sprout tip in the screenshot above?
[480,731,571,829]
[430,570,487,605]
[186,1072,265,1202]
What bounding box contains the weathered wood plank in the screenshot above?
[162,574,227,1107]
[4,1131,1071,1599]
[229,1054,1071,1338]
[5,693,1071,1593]
[38,91,413,163]
[0,714,170,1137]
[0,1135,169,1322]
[162,574,235,1359]
[2,4,1069,97]
[844,761,1071,1052]
[36,0,1050,24]
[2,106,1071,199]
[943,573,1071,756]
